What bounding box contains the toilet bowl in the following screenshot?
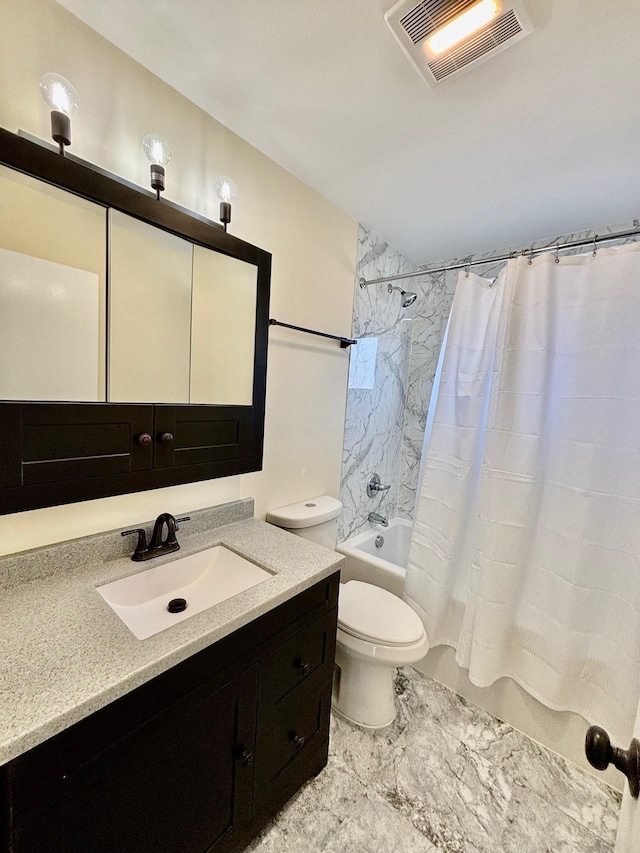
[266,497,428,729]
[334,580,428,728]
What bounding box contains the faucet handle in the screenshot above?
[367,473,391,498]
[121,528,149,561]
[175,515,190,531]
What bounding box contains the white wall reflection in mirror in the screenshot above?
[0,248,100,401]
[108,211,193,404]
[190,246,256,405]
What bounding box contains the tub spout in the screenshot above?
[368,511,388,527]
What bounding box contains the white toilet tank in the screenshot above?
[266,495,342,549]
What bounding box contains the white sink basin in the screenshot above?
[97,546,274,640]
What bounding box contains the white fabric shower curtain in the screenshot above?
[405,242,640,743]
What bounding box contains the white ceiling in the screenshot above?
[55,0,640,264]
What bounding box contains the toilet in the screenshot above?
[266,496,428,729]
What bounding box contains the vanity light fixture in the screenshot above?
[215,176,237,232]
[39,72,78,156]
[142,133,172,200]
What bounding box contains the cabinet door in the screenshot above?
[62,667,258,853]
[153,404,260,474]
[0,402,153,513]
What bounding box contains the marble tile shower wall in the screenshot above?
[338,226,432,542]
[340,218,640,543]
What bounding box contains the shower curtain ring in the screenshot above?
[465,263,470,279]
[555,244,560,264]
[593,235,598,257]
[528,247,534,265]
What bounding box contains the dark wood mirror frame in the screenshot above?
[0,127,271,515]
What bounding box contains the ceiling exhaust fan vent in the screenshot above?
[429,8,522,80]
[399,0,478,45]
[385,0,535,85]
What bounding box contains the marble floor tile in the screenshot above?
[500,781,614,853]
[322,792,438,853]
[244,667,620,853]
[377,728,513,852]
[245,757,367,853]
[328,694,411,785]
[398,668,621,846]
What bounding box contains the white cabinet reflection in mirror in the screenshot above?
[0,248,100,401]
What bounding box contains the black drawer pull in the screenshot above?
[240,749,253,767]
[292,734,305,751]
[295,658,310,677]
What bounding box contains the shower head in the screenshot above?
[387,283,417,308]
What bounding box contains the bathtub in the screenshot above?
[336,518,412,598]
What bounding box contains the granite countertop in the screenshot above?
[0,499,343,766]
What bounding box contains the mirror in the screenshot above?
[0,164,106,402]
[108,212,257,405]
[0,168,258,407]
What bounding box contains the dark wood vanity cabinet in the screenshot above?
[0,401,263,514]
[1,573,339,853]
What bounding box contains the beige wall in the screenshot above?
[0,0,358,556]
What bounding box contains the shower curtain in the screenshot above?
[405,242,640,743]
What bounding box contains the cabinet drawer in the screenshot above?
[256,676,332,787]
[259,609,337,715]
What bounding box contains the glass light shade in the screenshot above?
[215,176,237,204]
[39,72,79,117]
[142,133,172,167]
[428,0,498,55]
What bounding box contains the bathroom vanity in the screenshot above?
[0,501,342,853]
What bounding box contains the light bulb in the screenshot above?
[39,72,78,154]
[215,176,237,204]
[428,0,498,55]
[142,134,171,199]
[142,133,172,167]
[39,72,78,117]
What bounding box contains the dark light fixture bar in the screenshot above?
[269,319,356,349]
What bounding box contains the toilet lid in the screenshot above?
[338,581,425,646]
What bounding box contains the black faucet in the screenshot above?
[121,513,190,562]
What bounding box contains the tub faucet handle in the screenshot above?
[367,473,391,498]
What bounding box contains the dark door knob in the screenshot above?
[137,433,152,446]
[292,734,305,751]
[585,726,640,798]
[159,432,174,444]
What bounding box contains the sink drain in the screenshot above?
[167,597,187,614]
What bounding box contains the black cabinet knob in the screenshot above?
[292,734,305,751]
[295,659,310,677]
[159,432,174,444]
[585,725,640,798]
[137,433,152,446]
[240,750,253,767]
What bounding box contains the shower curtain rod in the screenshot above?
[358,227,640,288]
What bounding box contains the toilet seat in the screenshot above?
[338,581,425,646]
